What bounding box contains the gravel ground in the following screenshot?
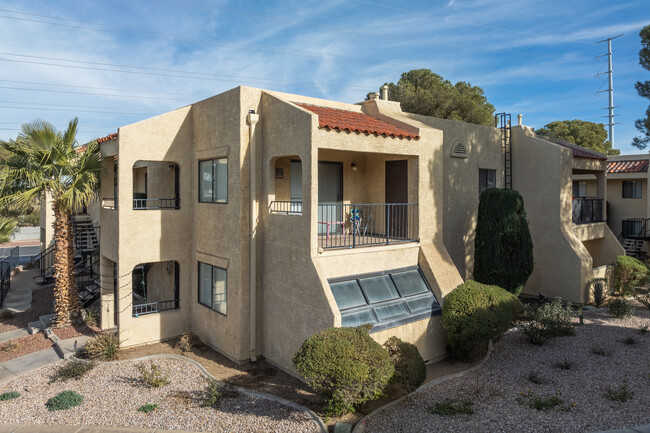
[0,358,321,433]
[361,306,650,433]
[52,324,98,340]
[0,333,52,362]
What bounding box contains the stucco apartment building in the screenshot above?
[93,86,622,373]
[606,154,650,257]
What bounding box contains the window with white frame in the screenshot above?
[199,158,227,203]
[198,262,227,315]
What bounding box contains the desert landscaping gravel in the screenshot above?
[0,358,321,432]
[361,306,650,433]
[0,333,52,363]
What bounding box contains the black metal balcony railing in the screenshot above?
[318,203,418,250]
[621,218,650,239]
[572,198,604,225]
[0,246,19,308]
[133,198,180,210]
[132,299,179,316]
[269,201,303,215]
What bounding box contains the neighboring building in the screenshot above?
[85,86,622,373]
[606,154,650,257]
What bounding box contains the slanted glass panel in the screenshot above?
[391,270,429,297]
[199,160,213,202]
[341,310,376,327]
[198,263,212,307]
[330,280,367,310]
[405,293,439,315]
[212,266,227,315]
[358,275,399,303]
[214,158,228,203]
[373,302,409,322]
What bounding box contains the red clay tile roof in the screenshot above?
[607,160,649,174]
[538,135,606,161]
[97,133,118,143]
[296,103,419,139]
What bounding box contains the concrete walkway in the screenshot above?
[1,268,47,313]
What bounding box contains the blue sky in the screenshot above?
[0,0,648,154]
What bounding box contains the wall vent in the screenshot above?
[451,142,468,158]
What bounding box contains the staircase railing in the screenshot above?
[34,244,55,280]
[75,251,100,308]
[0,246,19,308]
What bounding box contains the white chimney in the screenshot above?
[517,114,523,126]
[381,84,389,101]
[373,92,380,100]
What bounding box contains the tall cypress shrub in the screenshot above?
[474,188,534,296]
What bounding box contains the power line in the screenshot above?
[0,79,203,97]
[0,105,159,115]
[0,12,359,62]
[0,100,162,112]
[0,86,193,102]
[0,52,374,91]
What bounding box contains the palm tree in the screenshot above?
[0,217,16,244]
[0,118,101,326]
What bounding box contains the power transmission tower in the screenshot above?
[596,34,623,149]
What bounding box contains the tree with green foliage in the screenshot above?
[632,24,650,150]
[369,69,495,126]
[474,188,534,296]
[0,118,102,326]
[0,217,16,244]
[536,119,619,155]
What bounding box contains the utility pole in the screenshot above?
[596,34,623,148]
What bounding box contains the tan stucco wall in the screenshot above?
[511,126,622,303]
[606,177,648,238]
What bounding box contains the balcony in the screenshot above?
[269,200,302,215]
[131,261,180,317]
[133,197,180,210]
[318,203,418,250]
[572,198,603,225]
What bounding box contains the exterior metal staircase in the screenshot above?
[622,238,644,258]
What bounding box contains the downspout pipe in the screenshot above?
[247,110,260,363]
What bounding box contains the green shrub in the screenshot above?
[521,321,550,346]
[517,390,568,411]
[430,398,474,415]
[293,326,394,416]
[383,336,426,393]
[604,381,633,402]
[201,380,238,409]
[83,332,118,361]
[635,291,650,311]
[51,360,94,383]
[46,391,83,411]
[137,403,158,413]
[0,391,20,401]
[590,345,612,357]
[442,280,522,360]
[474,188,534,296]
[137,362,169,388]
[608,298,635,319]
[615,256,650,296]
[536,299,575,337]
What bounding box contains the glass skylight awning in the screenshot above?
[328,267,440,332]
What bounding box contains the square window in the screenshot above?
[622,180,642,199]
[198,262,227,315]
[479,169,496,194]
[199,158,227,203]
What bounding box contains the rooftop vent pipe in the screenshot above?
[517,114,523,126]
[381,85,388,101]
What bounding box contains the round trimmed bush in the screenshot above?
[383,336,426,393]
[293,326,394,416]
[46,391,84,411]
[442,280,522,360]
[615,255,650,296]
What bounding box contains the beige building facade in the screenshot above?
[94,86,622,374]
[606,155,650,257]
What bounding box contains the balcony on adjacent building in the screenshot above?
[572,198,604,225]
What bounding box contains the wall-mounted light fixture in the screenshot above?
[351,163,358,172]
